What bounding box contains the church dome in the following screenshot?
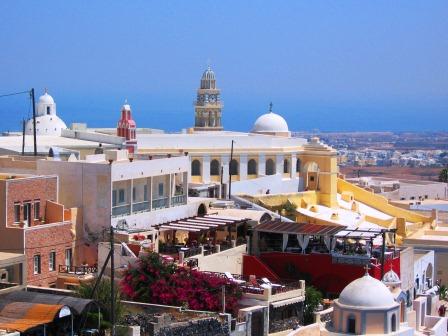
[25,114,67,136]
[38,91,55,105]
[338,274,396,308]
[252,104,289,134]
[382,269,401,286]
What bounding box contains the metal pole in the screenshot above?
[110,226,115,336]
[30,88,37,156]
[381,230,386,278]
[228,140,234,200]
[21,119,25,156]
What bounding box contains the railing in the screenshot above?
[132,201,150,213]
[331,252,371,266]
[112,204,130,217]
[152,197,169,210]
[159,245,179,254]
[172,194,187,206]
[58,265,98,275]
[271,281,303,295]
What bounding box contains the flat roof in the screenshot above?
[0,252,25,262]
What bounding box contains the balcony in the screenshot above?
[112,204,131,217]
[59,265,98,275]
[172,194,187,206]
[132,201,150,213]
[152,197,169,210]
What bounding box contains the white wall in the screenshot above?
[231,174,302,195]
[194,244,246,275]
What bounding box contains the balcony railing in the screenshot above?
[59,265,98,275]
[112,204,130,217]
[132,201,150,213]
[172,194,187,206]
[152,197,169,210]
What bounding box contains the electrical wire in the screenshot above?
[0,90,30,99]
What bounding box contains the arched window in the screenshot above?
[391,314,397,332]
[230,159,239,175]
[347,316,356,334]
[248,159,257,175]
[283,159,290,174]
[296,158,301,172]
[191,160,201,176]
[46,106,50,115]
[210,159,220,176]
[266,159,275,175]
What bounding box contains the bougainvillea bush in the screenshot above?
[120,252,242,316]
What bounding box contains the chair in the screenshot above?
[225,272,245,285]
[261,277,282,288]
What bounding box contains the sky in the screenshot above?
[0,1,447,133]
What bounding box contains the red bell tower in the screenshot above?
[117,100,137,154]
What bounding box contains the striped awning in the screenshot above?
[255,220,346,236]
[157,214,249,232]
[0,302,67,332]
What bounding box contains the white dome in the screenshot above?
[25,114,67,136]
[38,92,55,105]
[252,112,289,133]
[382,269,401,285]
[338,274,396,308]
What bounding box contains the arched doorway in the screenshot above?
[197,203,206,216]
[230,159,239,176]
[391,314,397,332]
[248,159,257,175]
[210,159,220,176]
[347,316,356,334]
[283,159,290,174]
[296,158,301,173]
[191,160,201,176]
[303,161,319,190]
[425,263,433,289]
[266,159,275,175]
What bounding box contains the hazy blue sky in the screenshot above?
[1,1,447,132]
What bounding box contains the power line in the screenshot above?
[0,90,30,99]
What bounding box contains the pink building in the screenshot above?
[117,100,137,154]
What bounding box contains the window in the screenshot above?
[210,159,220,176]
[143,185,148,201]
[118,189,125,203]
[158,183,164,197]
[46,106,50,115]
[248,159,257,175]
[14,203,21,223]
[296,158,301,173]
[112,190,117,206]
[266,159,275,175]
[34,200,40,220]
[229,159,239,175]
[347,316,356,334]
[284,159,290,174]
[49,251,56,271]
[33,255,41,274]
[310,176,315,182]
[23,202,31,226]
[132,187,136,201]
[65,249,72,267]
[191,160,201,176]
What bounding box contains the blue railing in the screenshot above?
[112,204,131,217]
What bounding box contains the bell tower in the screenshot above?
[194,65,223,131]
[117,100,137,154]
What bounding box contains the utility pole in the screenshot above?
[30,88,37,156]
[228,140,234,200]
[110,226,115,336]
[220,165,224,199]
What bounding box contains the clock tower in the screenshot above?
[194,65,223,131]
